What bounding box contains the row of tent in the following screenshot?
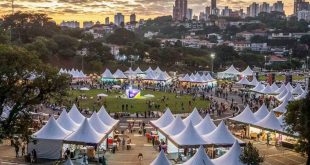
[30,105,119,159]
[151,108,243,147]
[151,140,244,165]
[219,65,254,76]
[230,104,295,135]
[179,73,216,83]
[101,67,172,81]
[59,68,87,79]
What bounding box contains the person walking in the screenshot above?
[138,153,143,164]
[14,141,20,157]
[21,142,25,156]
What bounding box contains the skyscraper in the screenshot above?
[272,1,284,13]
[105,17,110,24]
[130,13,136,23]
[205,6,211,16]
[114,13,124,26]
[260,2,270,13]
[249,2,260,17]
[294,0,309,14]
[211,0,216,10]
[186,8,193,20]
[173,0,187,21]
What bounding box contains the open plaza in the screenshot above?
[0,65,309,165]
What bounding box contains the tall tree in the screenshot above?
[240,142,264,165]
[285,94,310,164]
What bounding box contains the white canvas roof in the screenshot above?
[195,114,216,135]
[156,73,168,81]
[64,159,74,165]
[97,106,118,126]
[241,66,254,76]
[203,121,242,145]
[206,73,215,81]
[278,91,294,102]
[275,83,286,94]
[151,108,175,128]
[33,116,71,140]
[145,67,154,73]
[251,82,264,92]
[212,140,244,165]
[183,108,203,126]
[57,110,79,131]
[286,82,294,92]
[150,150,171,165]
[68,104,85,124]
[88,112,112,134]
[135,67,144,74]
[230,105,257,124]
[254,103,269,121]
[221,65,240,75]
[182,146,214,165]
[249,76,259,86]
[272,101,288,113]
[113,69,127,79]
[255,111,283,131]
[143,72,156,80]
[170,121,206,147]
[189,73,196,80]
[236,77,250,85]
[181,74,192,82]
[276,88,288,100]
[193,76,205,83]
[162,116,186,136]
[259,84,274,94]
[154,66,162,73]
[295,90,308,100]
[292,83,304,95]
[270,82,279,92]
[163,71,171,80]
[65,118,105,144]
[102,68,114,79]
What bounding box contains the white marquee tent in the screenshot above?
[182,145,214,165]
[68,104,85,124]
[56,110,79,131]
[195,114,216,135]
[150,150,171,165]
[212,140,244,165]
[253,104,269,121]
[240,66,254,76]
[230,105,257,124]
[183,108,203,126]
[150,108,175,128]
[254,111,283,132]
[97,106,119,127]
[162,116,186,136]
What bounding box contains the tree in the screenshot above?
[106,28,138,45]
[0,44,70,140]
[250,35,268,43]
[52,34,79,57]
[240,142,264,165]
[285,94,310,164]
[300,35,310,47]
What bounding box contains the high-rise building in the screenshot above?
[221,6,231,16]
[260,2,270,13]
[60,21,80,28]
[83,21,94,29]
[186,8,193,20]
[294,0,310,14]
[297,10,310,21]
[211,0,217,15]
[199,12,206,21]
[272,1,284,13]
[130,13,136,23]
[249,2,260,17]
[173,0,187,21]
[114,13,124,26]
[205,6,211,16]
[105,17,110,24]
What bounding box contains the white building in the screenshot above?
[272,1,284,13]
[60,21,80,28]
[144,31,158,39]
[249,3,260,17]
[186,9,193,20]
[297,10,310,21]
[114,13,124,26]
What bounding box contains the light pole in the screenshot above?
[264,55,267,71]
[307,56,309,70]
[210,53,215,73]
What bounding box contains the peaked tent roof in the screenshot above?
[259,84,274,94]
[221,65,240,75]
[251,82,265,92]
[212,140,244,165]
[292,83,304,95]
[236,77,250,85]
[88,112,112,134]
[295,90,308,100]
[64,118,105,144]
[113,69,127,79]
[279,91,294,102]
[270,82,279,92]
[64,159,74,165]
[203,121,243,145]
[68,104,85,124]
[33,116,71,140]
[230,105,257,124]
[181,74,192,82]
[272,100,288,113]
[254,103,269,121]
[276,88,288,100]
[56,110,79,131]
[156,73,168,81]
[183,108,203,126]
[145,67,154,73]
[154,66,162,73]
[170,121,206,147]
[275,83,286,94]
[102,68,114,79]
[206,73,215,81]
[285,82,294,92]
[255,111,283,131]
[134,67,144,74]
[162,116,186,136]
[182,145,214,165]
[249,76,259,86]
[150,150,171,165]
[151,108,175,128]
[97,106,118,127]
[240,66,254,76]
[195,114,216,135]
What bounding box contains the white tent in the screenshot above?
[143,72,156,80]
[154,66,163,73]
[134,67,144,74]
[240,66,254,76]
[88,112,111,134]
[189,73,196,81]
[163,71,171,80]
[156,73,168,81]
[64,159,74,165]
[236,77,250,85]
[249,77,259,86]
[68,104,85,124]
[272,100,288,113]
[193,75,205,83]
[56,110,79,131]
[275,83,286,94]
[212,140,244,165]
[276,88,288,100]
[278,91,294,102]
[206,73,215,81]
[170,121,206,147]
[97,106,118,127]
[230,105,257,124]
[183,108,203,126]
[162,116,186,136]
[270,82,279,92]
[65,118,105,144]
[181,74,192,82]
[292,83,304,95]
[151,108,175,128]
[254,111,283,131]
[101,68,114,79]
[251,82,264,92]
[182,146,214,165]
[221,65,240,75]
[113,69,127,79]
[195,114,216,135]
[253,104,269,121]
[145,67,154,73]
[285,82,294,92]
[203,121,242,145]
[150,150,171,165]
[259,84,274,95]
[295,90,308,100]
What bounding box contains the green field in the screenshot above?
[62,89,210,113]
[258,75,305,81]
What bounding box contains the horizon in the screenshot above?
[0,0,294,24]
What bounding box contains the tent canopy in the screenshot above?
[150,150,171,165]
[88,112,111,134]
[102,68,114,79]
[249,76,259,86]
[255,111,283,131]
[97,106,119,127]
[183,108,203,126]
[272,100,288,113]
[220,65,240,75]
[254,103,269,121]
[195,114,216,135]
[212,140,244,165]
[68,104,85,124]
[240,66,254,76]
[236,77,250,85]
[56,110,79,131]
[151,108,175,128]
[162,116,186,136]
[230,105,257,124]
[182,145,214,165]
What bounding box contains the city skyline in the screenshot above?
[0,0,296,23]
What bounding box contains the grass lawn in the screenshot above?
[258,75,305,81]
[62,89,210,113]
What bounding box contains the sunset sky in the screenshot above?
[0,0,294,24]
